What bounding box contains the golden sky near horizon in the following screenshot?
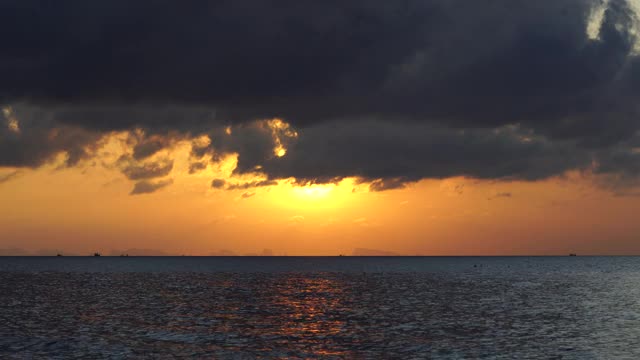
[1,129,640,256]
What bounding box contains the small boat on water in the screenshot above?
[569,253,577,257]
[93,252,101,257]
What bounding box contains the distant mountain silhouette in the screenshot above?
[32,249,78,256]
[0,248,30,256]
[208,249,238,256]
[108,248,170,256]
[0,248,80,256]
[244,249,275,256]
[352,248,399,256]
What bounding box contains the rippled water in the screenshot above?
[1,257,640,358]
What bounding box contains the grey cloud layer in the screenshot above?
[121,158,173,181]
[1,0,640,190]
[216,120,595,185]
[0,105,102,167]
[2,1,637,134]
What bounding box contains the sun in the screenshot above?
[292,184,334,200]
[265,179,362,212]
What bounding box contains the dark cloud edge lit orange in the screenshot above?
[1,0,639,195]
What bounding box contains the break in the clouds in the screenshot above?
[1,0,640,191]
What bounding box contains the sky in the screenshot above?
[2,0,640,255]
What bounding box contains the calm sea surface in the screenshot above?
[1,256,640,358]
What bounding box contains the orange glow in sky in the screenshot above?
[2,0,640,258]
[1,127,640,257]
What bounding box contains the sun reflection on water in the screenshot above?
[271,277,345,340]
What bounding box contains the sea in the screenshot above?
[1,256,640,359]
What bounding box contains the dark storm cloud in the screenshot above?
[241,192,256,199]
[208,122,282,174]
[211,178,226,189]
[211,176,277,190]
[1,1,637,137]
[132,138,168,161]
[188,161,207,174]
[226,180,279,190]
[590,135,640,191]
[593,132,640,177]
[1,0,640,191]
[121,158,173,180]
[0,0,435,108]
[3,104,218,133]
[368,178,408,192]
[0,105,103,167]
[248,120,594,184]
[129,179,173,195]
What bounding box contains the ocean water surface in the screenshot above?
[1,256,640,358]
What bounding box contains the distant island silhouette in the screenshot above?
[351,248,399,256]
